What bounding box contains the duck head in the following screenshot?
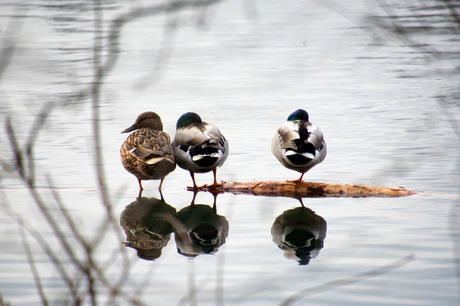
[122,111,163,133]
[287,109,309,122]
[176,112,202,129]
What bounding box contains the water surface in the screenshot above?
[0,1,459,305]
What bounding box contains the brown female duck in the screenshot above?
[121,112,176,191]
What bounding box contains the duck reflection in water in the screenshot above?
[175,192,229,257]
[271,199,326,265]
[120,195,177,260]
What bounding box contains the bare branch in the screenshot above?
[18,223,49,306]
[280,254,415,306]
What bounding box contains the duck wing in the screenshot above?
[173,122,228,169]
[174,123,225,151]
[278,121,325,164]
[129,129,173,164]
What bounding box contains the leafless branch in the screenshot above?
[280,254,415,306]
[1,0,225,304]
[18,223,49,306]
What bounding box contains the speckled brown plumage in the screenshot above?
[120,112,176,191]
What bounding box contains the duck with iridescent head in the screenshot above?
[172,112,228,189]
[271,109,326,182]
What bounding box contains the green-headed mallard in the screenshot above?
[172,112,228,189]
[121,112,176,191]
[271,109,327,182]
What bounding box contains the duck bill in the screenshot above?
[121,124,137,134]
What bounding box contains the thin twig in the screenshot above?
[1,201,79,302]
[5,117,25,179]
[0,5,24,79]
[46,175,91,248]
[18,222,49,306]
[25,102,55,186]
[280,254,415,306]
[444,0,460,30]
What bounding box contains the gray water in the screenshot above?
[0,0,459,305]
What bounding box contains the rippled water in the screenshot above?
[0,1,459,305]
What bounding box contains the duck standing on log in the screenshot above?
[172,112,228,189]
[272,109,327,182]
[121,112,176,191]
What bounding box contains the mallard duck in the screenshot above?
[271,109,327,182]
[172,112,228,189]
[121,111,176,191]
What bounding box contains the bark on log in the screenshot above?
[192,180,417,198]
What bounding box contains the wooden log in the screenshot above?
[191,180,417,198]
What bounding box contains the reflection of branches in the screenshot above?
[19,223,49,305]
[59,0,222,103]
[90,0,221,93]
[280,254,415,306]
[0,5,24,80]
[3,118,141,304]
[445,0,460,29]
[370,0,460,58]
[3,201,78,302]
[364,1,460,301]
[5,120,83,271]
[1,0,224,304]
[88,1,224,300]
[134,15,179,90]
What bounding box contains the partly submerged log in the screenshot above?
[192,180,417,198]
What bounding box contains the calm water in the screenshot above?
[0,0,459,305]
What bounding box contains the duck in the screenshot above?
[120,111,176,191]
[172,112,228,189]
[271,109,326,182]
